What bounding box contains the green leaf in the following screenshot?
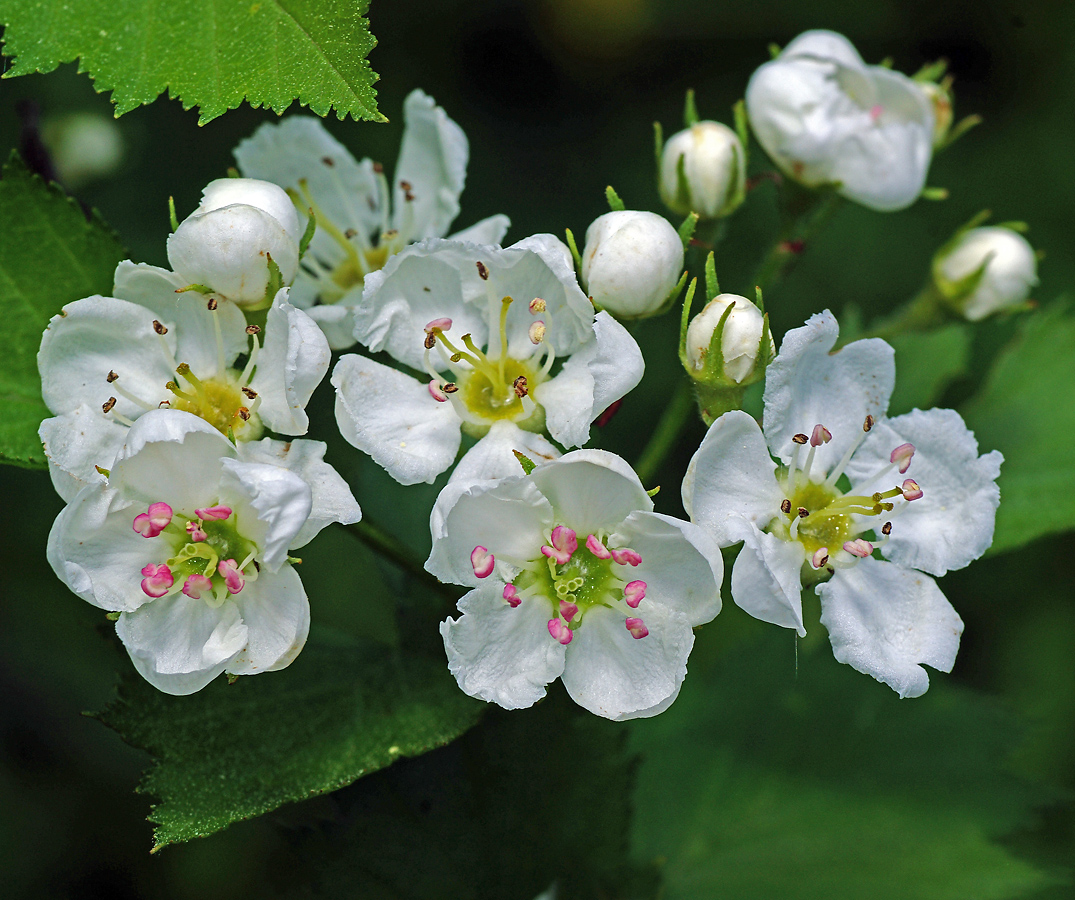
[0,153,123,468]
[631,625,1064,900]
[0,0,384,125]
[888,323,970,415]
[94,628,483,849]
[962,304,1075,553]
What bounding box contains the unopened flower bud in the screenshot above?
[659,121,746,219]
[685,293,772,384]
[167,178,301,306]
[932,226,1038,321]
[582,210,683,319]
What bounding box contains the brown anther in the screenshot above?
[373,161,384,174]
[476,261,489,280]
[817,554,830,567]
[106,370,118,383]
[207,297,219,311]
[872,492,882,502]
[424,333,437,350]
[792,433,809,444]
[158,400,171,408]
[442,382,459,394]
[246,325,261,335]
[797,507,809,518]
[450,353,462,363]
[241,386,258,399]
[826,566,835,575]
[881,522,892,535]
[102,397,117,413]
[176,363,191,375]
[344,228,357,240]
[880,502,894,512]
[321,156,335,167]
[399,180,412,191]
[253,560,261,572]
[165,381,179,392]
[863,414,875,432]
[153,320,168,335]
[513,375,528,398]
[781,499,792,514]
[237,407,251,421]
[399,180,415,201]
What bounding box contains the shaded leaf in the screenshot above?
[0,0,384,124]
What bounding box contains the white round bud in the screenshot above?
[933,226,1038,321]
[686,293,770,383]
[582,210,684,319]
[168,178,301,305]
[659,121,746,219]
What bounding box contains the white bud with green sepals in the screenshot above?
[659,121,746,220]
[932,225,1038,322]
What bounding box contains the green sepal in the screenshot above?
[693,381,747,427]
[879,56,894,69]
[754,284,765,315]
[678,212,699,248]
[226,167,240,179]
[701,301,737,383]
[732,98,750,169]
[564,227,582,272]
[513,449,537,475]
[940,114,982,150]
[994,220,1029,233]
[605,185,626,212]
[175,283,215,295]
[678,277,699,371]
[646,486,661,498]
[106,611,121,622]
[767,43,781,59]
[921,186,949,201]
[226,673,240,685]
[757,312,775,368]
[912,59,949,83]
[168,196,179,232]
[704,252,720,301]
[653,120,664,179]
[242,253,286,312]
[298,210,317,260]
[683,88,698,127]
[674,152,692,212]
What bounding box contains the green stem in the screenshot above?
[341,518,458,602]
[865,283,953,341]
[634,378,694,486]
[752,191,844,292]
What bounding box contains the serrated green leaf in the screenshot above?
[0,153,123,468]
[888,323,970,415]
[94,628,483,849]
[0,0,384,125]
[961,304,1075,554]
[631,626,1064,900]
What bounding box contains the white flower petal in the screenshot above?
[226,565,310,674]
[393,89,468,241]
[451,421,561,487]
[219,458,312,572]
[780,29,865,68]
[38,294,173,419]
[305,302,359,351]
[197,178,302,244]
[683,409,783,546]
[248,290,330,435]
[845,407,1003,576]
[448,214,511,245]
[113,261,249,375]
[331,354,462,486]
[817,557,963,698]
[530,449,653,537]
[561,603,695,721]
[730,524,807,635]
[116,594,248,695]
[539,310,644,448]
[609,511,723,627]
[237,438,361,549]
[39,406,125,502]
[763,310,895,472]
[441,581,566,709]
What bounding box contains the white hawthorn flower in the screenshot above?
[582,210,684,319]
[234,89,510,349]
[332,235,644,485]
[659,121,746,219]
[683,311,1002,698]
[685,292,772,384]
[38,263,330,501]
[745,30,935,212]
[933,226,1039,321]
[47,410,361,695]
[168,178,303,307]
[426,450,724,720]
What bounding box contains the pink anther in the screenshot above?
[810,424,832,446]
[541,525,578,565]
[186,520,208,542]
[624,580,647,609]
[529,298,547,314]
[548,618,573,645]
[585,534,612,559]
[625,617,649,639]
[470,546,495,578]
[843,539,874,558]
[503,584,521,608]
[132,502,173,538]
[611,547,642,567]
[901,478,923,501]
[890,443,915,474]
[424,317,452,334]
[195,505,232,521]
[140,562,173,597]
[181,574,214,600]
[428,380,448,402]
[528,321,546,344]
[218,559,245,594]
[559,599,579,622]
[870,104,883,122]
[811,547,830,569]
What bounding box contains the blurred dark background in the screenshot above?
[1,0,1073,896]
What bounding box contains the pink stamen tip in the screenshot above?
[624,580,647,608]
[870,104,884,121]
[503,584,521,608]
[586,534,612,559]
[424,317,452,334]
[528,321,546,344]
[843,539,874,558]
[552,525,577,556]
[140,562,173,597]
[559,600,579,622]
[810,424,832,447]
[132,501,173,538]
[428,380,448,402]
[811,547,830,569]
[529,298,547,314]
[548,618,573,645]
[218,559,245,594]
[625,617,649,639]
[196,505,232,521]
[611,548,642,567]
[470,546,495,578]
[185,521,208,542]
[901,478,923,501]
[890,443,915,474]
[181,573,214,600]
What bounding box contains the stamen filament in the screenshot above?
[240,334,261,385]
[211,306,226,375]
[111,383,157,411]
